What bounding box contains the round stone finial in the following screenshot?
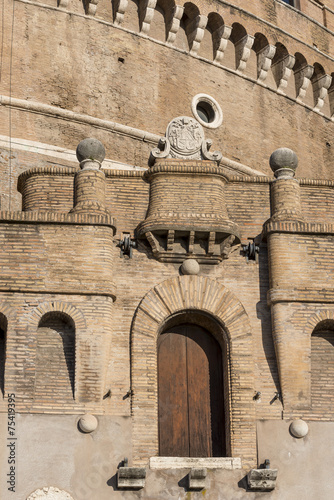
[289,419,309,438]
[180,259,200,276]
[76,138,106,164]
[269,148,298,179]
[78,414,98,433]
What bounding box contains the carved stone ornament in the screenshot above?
[26,487,74,499]
[150,116,222,164]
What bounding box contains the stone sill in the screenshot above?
[149,457,242,470]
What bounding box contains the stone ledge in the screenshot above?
[268,288,334,305]
[0,211,116,231]
[263,220,334,236]
[149,457,242,470]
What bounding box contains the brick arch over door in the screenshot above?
[131,275,256,468]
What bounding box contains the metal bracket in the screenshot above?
[242,238,260,262]
[117,236,137,258]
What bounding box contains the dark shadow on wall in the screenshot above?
[256,240,280,394]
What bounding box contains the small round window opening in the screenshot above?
[191,94,223,129]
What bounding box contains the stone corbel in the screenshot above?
[166,5,184,44]
[212,25,232,64]
[145,231,160,254]
[256,44,276,83]
[187,15,208,56]
[86,0,98,15]
[272,54,296,94]
[112,0,129,25]
[57,0,69,8]
[117,467,146,489]
[234,34,255,73]
[294,64,314,101]
[313,74,332,112]
[247,467,278,491]
[188,468,207,490]
[221,235,237,259]
[139,0,157,35]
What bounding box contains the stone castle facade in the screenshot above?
[0,0,334,498]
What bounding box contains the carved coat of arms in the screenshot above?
[167,117,204,157]
[149,116,222,164]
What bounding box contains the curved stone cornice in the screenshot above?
[144,160,229,181]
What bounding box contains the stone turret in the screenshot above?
[136,117,240,264]
[269,147,303,222]
[71,138,110,215]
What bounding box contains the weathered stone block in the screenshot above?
[247,468,278,491]
[117,467,146,489]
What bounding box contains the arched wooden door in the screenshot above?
[158,323,226,457]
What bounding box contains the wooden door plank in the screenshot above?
[158,329,189,456]
[186,325,212,457]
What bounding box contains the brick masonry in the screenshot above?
[0,1,334,498]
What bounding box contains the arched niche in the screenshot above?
[311,319,334,416]
[130,275,256,467]
[34,311,76,402]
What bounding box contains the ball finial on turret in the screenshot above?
[269,148,298,179]
[76,138,106,169]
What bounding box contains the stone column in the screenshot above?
[71,138,110,215]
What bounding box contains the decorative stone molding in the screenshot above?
[235,34,254,73]
[187,15,208,56]
[263,220,334,239]
[213,25,232,64]
[139,0,157,35]
[256,44,276,83]
[166,5,184,44]
[131,276,256,467]
[295,64,314,101]
[272,54,296,94]
[117,467,146,489]
[26,487,74,499]
[313,73,332,112]
[247,468,278,491]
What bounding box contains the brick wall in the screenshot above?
[311,327,334,419]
